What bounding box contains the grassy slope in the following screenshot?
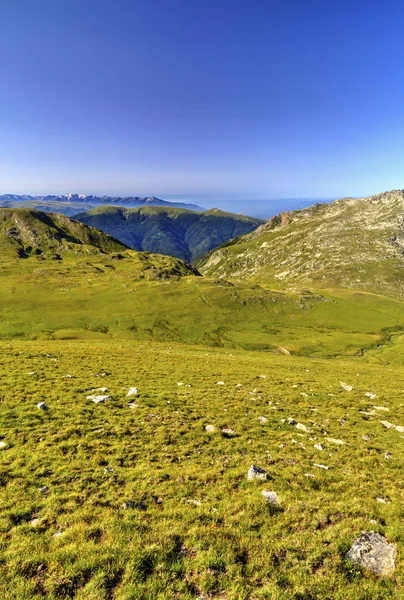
[2,253,404,359]
[1,339,403,599]
[74,205,264,262]
[0,208,128,258]
[199,190,404,300]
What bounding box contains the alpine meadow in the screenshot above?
[2,1,404,598]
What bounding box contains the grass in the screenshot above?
[2,254,404,361]
[1,339,404,598]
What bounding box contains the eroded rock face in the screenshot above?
[346,531,396,576]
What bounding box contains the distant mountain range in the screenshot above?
[74,205,264,262]
[0,194,204,216]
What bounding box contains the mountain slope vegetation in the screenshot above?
[200,190,404,299]
[74,205,264,262]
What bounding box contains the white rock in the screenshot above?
[90,387,108,392]
[127,387,138,397]
[0,441,7,449]
[37,402,49,411]
[52,531,63,538]
[312,463,329,470]
[205,425,215,433]
[177,382,184,386]
[304,473,315,478]
[385,451,392,460]
[362,434,371,441]
[375,497,387,504]
[87,395,111,403]
[325,437,346,445]
[365,392,376,399]
[380,421,395,429]
[261,490,279,504]
[259,416,268,423]
[247,464,268,481]
[314,443,324,451]
[128,402,139,409]
[296,423,311,433]
[346,531,396,576]
[340,382,353,392]
[221,427,235,436]
[374,406,389,412]
[29,518,40,527]
[395,425,404,433]
[216,381,225,385]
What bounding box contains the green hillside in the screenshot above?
[0,208,128,258]
[74,205,264,262]
[200,190,404,299]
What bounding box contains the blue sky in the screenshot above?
[1,0,404,203]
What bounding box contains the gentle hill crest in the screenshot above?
[73,205,264,262]
[200,189,404,298]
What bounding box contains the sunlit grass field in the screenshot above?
[1,339,404,598]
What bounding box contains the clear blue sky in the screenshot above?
[1,0,404,201]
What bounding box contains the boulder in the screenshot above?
[247,465,268,481]
[346,531,396,576]
[261,490,279,504]
[87,395,111,403]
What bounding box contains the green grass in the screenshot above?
[2,254,404,361]
[1,339,404,598]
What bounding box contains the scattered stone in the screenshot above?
[374,406,389,412]
[123,501,134,509]
[216,381,225,385]
[375,497,387,504]
[296,423,311,433]
[365,392,376,399]
[127,387,138,397]
[177,382,184,386]
[0,441,7,449]
[87,395,111,403]
[29,518,40,526]
[235,383,243,388]
[187,499,201,506]
[325,437,346,445]
[258,375,266,379]
[340,382,353,392]
[277,346,291,355]
[304,473,315,478]
[396,425,404,433]
[360,411,376,416]
[62,374,75,379]
[287,417,297,425]
[27,372,36,375]
[128,402,139,409]
[380,421,395,429]
[385,451,392,460]
[362,434,371,442]
[346,531,396,576]
[38,486,48,494]
[259,416,268,423]
[37,402,49,411]
[104,467,114,473]
[312,463,329,470]
[261,490,279,505]
[221,427,235,436]
[247,465,268,481]
[205,425,215,433]
[314,443,324,451]
[52,531,63,538]
[300,392,309,397]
